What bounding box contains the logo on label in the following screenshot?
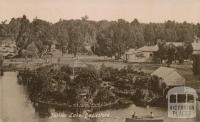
[166,86,198,118]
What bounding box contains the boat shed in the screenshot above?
[151,67,185,87]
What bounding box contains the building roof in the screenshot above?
[167,86,198,98]
[137,45,158,52]
[84,45,92,52]
[125,49,140,55]
[151,67,185,86]
[192,42,200,51]
[166,42,183,47]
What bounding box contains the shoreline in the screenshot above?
[33,98,121,109]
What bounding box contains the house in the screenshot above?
[192,42,200,54]
[151,67,185,87]
[124,49,139,62]
[124,45,158,63]
[137,45,159,58]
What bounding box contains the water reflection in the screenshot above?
[0,72,39,122]
[0,72,197,122]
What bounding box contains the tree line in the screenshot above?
[155,40,193,65]
[0,15,200,58]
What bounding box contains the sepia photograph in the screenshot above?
[0,0,200,122]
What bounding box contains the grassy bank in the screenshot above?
[2,53,200,89]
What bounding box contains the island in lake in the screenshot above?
[17,64,167,116]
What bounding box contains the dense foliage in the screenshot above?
[193,54,200,79]
[155,40,193,64]
[0,15,200,58]
[18,64,166,111]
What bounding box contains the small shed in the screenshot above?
[151,67,185,87]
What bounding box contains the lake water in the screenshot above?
[0,72,198,122]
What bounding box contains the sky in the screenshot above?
[0,0,200,23]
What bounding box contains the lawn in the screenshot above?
[3,51,200,91]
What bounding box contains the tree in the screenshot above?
[129,19,145,48]
[16,15,31,57]
[154,24,165,42]
[0,20,9,37]
[144,23,156,45]
[176,22,194,43]
[176,46,184,64]
[193,54,200,79]
[8,18,21,40]
[156,40,167,63]
[22,42,38,58]
[93,19,130,59]
[164,29,177,42]
[92,22,115,57]
[30,18,53,57]
[166,44,176,65]
[184,42,193,59]
[164,20,177,42]
[80,16,97,46]
[68,26,83,57]
[196,23,200,38]
[53,20,69,55]
[111,19,130,59]
[4,15,200,61]
[81,15,89,21]
[93,23,113,57]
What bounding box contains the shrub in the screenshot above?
[193,54,200,79]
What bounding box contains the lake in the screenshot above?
[0,72,198,122]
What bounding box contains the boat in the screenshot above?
[125,115,164,122]
[125,117,164,122]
